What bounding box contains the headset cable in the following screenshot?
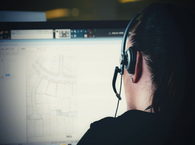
[115,74,122,117]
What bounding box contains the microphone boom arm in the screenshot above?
[112,66,122,100]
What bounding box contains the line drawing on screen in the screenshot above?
[26,52,78,142]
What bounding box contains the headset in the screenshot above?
[112,11,143,117]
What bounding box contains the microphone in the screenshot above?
[112,66,122,100]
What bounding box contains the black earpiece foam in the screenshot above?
[125,47,137,74]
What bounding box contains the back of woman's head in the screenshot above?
[131,3,195,142]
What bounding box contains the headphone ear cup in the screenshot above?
[125,47,137,74]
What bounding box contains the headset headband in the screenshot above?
[120,11,143,75]
[112,11,143,100]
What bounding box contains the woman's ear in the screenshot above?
[132,51,142,83]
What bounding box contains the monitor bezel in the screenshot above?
[0,20,131,30]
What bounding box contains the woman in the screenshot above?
[78,3,195,145]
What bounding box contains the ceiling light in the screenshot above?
[119,0,142,3]
[45,8,70,19]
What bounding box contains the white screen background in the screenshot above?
[0,38,127,144]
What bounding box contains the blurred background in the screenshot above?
[0,0,195,21]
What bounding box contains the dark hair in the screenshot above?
[131,3,195,143]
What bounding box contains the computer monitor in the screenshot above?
[0,21,130,145]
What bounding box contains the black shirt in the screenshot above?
[77,110,173,145]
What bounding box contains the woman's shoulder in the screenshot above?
[91,110,157,128]
[78,110,172,145]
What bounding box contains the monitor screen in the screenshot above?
[0,21,129,145]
